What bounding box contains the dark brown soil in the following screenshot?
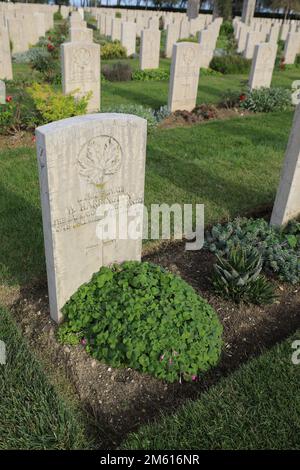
[159,105,253,129]
[7,239,300,449]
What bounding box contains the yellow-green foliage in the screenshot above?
[27,83,91,124]
[101,41,126,60]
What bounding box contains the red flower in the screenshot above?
[239,94,246,102]
[6,95,12,103]
[31,135,36,143]
[48,36,52,41]
[47,44,54,52]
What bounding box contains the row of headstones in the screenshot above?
[0,2,59,54]
[0,2,69,81]
[94,10,213,40]
[235,17,300,64]
[61,12,224,113]
[62,11,280,119]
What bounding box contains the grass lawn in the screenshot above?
[0,306,90,449]
[122,331,300,450]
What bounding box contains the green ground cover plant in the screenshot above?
[58,262,222,383]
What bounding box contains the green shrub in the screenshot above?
[27,83,90,124]
[220,20,234,37]
[12,47,46,64]
[210,54,251,74]
[240,87,292,113]
[58,261,223,383]
[53,10,63,21]
[213,246,275,304]
[206,217,300,284]
[154,105,171,123]
[102,103,157,133]
[219,89,241,108]
[132,68,169,81]
[101,41,126,59]
[30,49,61,84]
[102,62,132,81]
[0,83,38,134]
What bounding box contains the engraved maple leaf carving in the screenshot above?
[78,137,122,185]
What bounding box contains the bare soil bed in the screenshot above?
[5,238,300,449]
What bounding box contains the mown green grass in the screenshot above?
[0,110,294,286]
[122,331,300,450]
[0,306,90,449]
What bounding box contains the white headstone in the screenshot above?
[248,42,277,90]
[271,104,300,226]
[284,33,300,64]
[121,22,136,57]
[0,80,5,104]
[165,23,180,58]
[241,0,256,26]
[36,113,147,323]
[61,42,100,113]
[70,28,93,43]
[168,42,201,112]
[139,29,161,70]
[0,26,13,80]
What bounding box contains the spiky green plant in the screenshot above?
[213,246,275,304]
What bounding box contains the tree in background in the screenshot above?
[214,0,233,20]
[270,0,300,21]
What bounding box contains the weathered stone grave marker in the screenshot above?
[271,104,300,226]
[139,29,161,70]
[248,42,277,90]
[61,42,100,112]
[168,42,201,112]
[36,113,147,323]
[0,80,5,104]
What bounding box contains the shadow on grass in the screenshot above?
[0,182,45,286]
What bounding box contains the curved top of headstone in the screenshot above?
[36,113,147,135]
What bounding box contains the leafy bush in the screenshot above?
[101,41,126,60]
[220,20,234,37]
[53,10,63,21]
[27,83,90,125]
[132,68,170,81]
[102,62,132,81]
[58,261,223,383]
[206,217,300,284]
[153,105,171,123]
[213,246,275,304]
[102,103,157,133]
[30,48,61,84]
[0,82,38,134]
[210,54,251,74]
[240,87,292,113]
[12,47,46,64]
[219,89,242,109]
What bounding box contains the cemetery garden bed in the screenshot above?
[5,231,300,448]
[159,104,252,129]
